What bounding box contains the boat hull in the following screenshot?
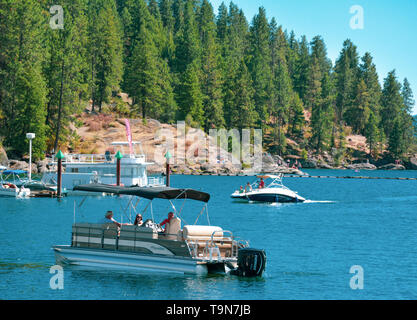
[53,245,208,275]
[231,188,305,203]
[247,193,303,203]
[0,187,30,198]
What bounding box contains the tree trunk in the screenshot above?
[54,60,65,152]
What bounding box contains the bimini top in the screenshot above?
[73,183,210,202]
[1,169,27,175]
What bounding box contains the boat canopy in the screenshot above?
[73,183,210,202]
[1,170,27,175]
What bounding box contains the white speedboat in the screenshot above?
[231,174,305,203]
[0,170,31,197]
[52,184,266,277]
[41,141,164,196]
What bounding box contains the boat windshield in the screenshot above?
[244,174,288,190]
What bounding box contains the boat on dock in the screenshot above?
[0,170,31,198]
[53,184,266,277]
[42,141,164,196]
[231,174,305,203]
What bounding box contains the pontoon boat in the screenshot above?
[52,184,266,277]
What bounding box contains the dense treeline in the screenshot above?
[0,0,415,161]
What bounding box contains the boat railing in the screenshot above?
[148,176,165,186]
[185,230,238,262]
[51,153,146,164]
[71,223,158,251]
[71,223,192,257]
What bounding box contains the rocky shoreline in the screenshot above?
[2,151,417,176]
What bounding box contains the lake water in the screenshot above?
[1,169,417,300]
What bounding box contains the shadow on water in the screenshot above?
[0,261,49,271]
[61,265,267,299]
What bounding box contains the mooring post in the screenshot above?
[165,150,172,187]
[115,151,123,186]
[55,150,64,198]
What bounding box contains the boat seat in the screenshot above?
[72,223,106,249]
[164,217,181,240]
[183,225,223,240]
[102,223,119,250]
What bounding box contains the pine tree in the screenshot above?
[269,23,293,154]
[345,79,371,134]
[381,70,403,138]
[177,61,204,126]
[198,0,224,131]
[0,0,49,159]
[289,93,305,139]
[388,116,405,159]
[310,72,335,152]
[220,2,249,128]
[44,0,90,152]
[88,0,123,112]
[359,52,381,116]
[364,110,380,157]
[228,59,258,131]
[402,78,415,114]
[159,0,175,33]
[292,35,310,104]
[334,39,359,125]
[247,7,273,128]
[173,0,200,74]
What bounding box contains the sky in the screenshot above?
[209,0,417,115]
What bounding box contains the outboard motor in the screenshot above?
[231,248,266,277]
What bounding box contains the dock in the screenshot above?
[29,190,66,198]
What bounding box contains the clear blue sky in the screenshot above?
[210,0,417,115]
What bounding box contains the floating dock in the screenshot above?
[29,190,67,198]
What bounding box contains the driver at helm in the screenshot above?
[159,212,174,232]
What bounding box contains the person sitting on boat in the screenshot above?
[159,212,174,232]
[258,178,265,189]
[99,210,122,228]
[133,214,143,226]
[239,186,244,193]
[245,182,252,193]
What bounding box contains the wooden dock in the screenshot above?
[29,190,66,198]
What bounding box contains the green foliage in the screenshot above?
[0,0,415,162]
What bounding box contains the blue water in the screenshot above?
[1,169,417,300]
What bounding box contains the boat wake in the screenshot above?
[303,200,336,204]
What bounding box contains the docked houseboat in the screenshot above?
[41,141,164,195]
